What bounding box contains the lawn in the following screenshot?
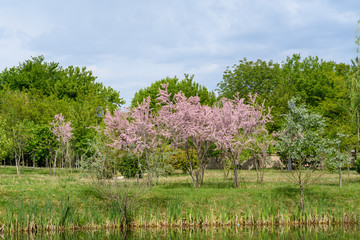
[0,166,359,232]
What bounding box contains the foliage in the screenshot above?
[276,99,328,209]
[212,93,272,187]
[171,148,199,173]
[355,158,360,174]
[104,97,170,184]
[49,113,73,173]
[253,132,276,184]
[325,134,351,173]
[277,100,327,168]
[218,58,282,101]
[0,117,12,162]
[131,74,216,111]
[78,126,120,179]
[0,56,124,167]
[119,154,143,179]
[217,55,351,134]
[0,56,124,107]
[157,84,216,188]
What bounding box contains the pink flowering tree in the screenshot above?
[49,113,73,174]
[212,94,272,188]
[104,97,166,184]
[157,84,215,188]
[253,132,276,184]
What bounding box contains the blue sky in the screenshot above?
[0,0,359,105]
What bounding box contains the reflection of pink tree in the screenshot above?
[50,113,73,173]
[157,84,214,188]
[212,94,272,188]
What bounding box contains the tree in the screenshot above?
[277,100,327,209]
[0,117,12,165]
[253,132,276,184]
[212,93,272,188]
[11,120,33,176]
[282,55,350,139]
[0,56,124,107]
[50,113,73,174]
[217,55,350,134]
[218,58,282,101]
[325,134,351,187]
[346,20,360,162]
[157,84,215,188]
[104,97,167,184]
[0,56,124,167]
[25,124,57,169]
[217,58,283,131]
[131,74,216,111]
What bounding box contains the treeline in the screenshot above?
[0,56,123,168]
[0,54,359,173]
[134,54,357,148]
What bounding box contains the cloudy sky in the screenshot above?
[0,1,359,105]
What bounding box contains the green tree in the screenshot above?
[346,20,360,161]
[25,124,57,168]
[131,74,216,111]
[217,58,283,131]
[277,99,327,210]
[282,55,350,138]
[12,120,34,176]
[0,56,125,167]
[218,55,351,135]
[0,56,124,108]
[0,117,12,165]
[325,134,351,187]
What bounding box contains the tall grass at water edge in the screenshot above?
[0,167,360,232]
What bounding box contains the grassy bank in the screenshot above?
[0,167,360,232]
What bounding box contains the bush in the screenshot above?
[355,158,360,174]
[119,154,143,178]
[169,148,198,173]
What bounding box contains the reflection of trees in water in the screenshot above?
[5,225,360,240]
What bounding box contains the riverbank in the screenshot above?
[0,167,359,232]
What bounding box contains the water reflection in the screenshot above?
[4,225,360,240]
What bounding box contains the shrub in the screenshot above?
[355,158,360,174]
[119,154,143,178]
[169,148,198,173]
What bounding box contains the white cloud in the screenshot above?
[0,0,359,106]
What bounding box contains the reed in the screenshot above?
[0,167,360,232]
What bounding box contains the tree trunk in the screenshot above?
[195,167,205,188]
[53,151,57,175]
[260,157,265,184]
[33,154,36,169]
[232,157,239,188]
[254,156,260,184]
[15,153,21,177]
[22,151,25,169]
[288,156,292,171]
[339,169,342,187]
[299,183,304,210]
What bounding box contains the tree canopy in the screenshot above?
[0,56,124,168]
[217,54,351,137]
[131,74,216,111]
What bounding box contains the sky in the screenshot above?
[0,0,359,105]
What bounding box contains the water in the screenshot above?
[4,226,360,239]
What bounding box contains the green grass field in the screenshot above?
[0,166,359,232]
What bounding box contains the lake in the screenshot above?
[4,225,360,239]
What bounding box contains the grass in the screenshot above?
[0,166,360,232]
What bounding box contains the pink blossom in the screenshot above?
[50,113,73,144]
